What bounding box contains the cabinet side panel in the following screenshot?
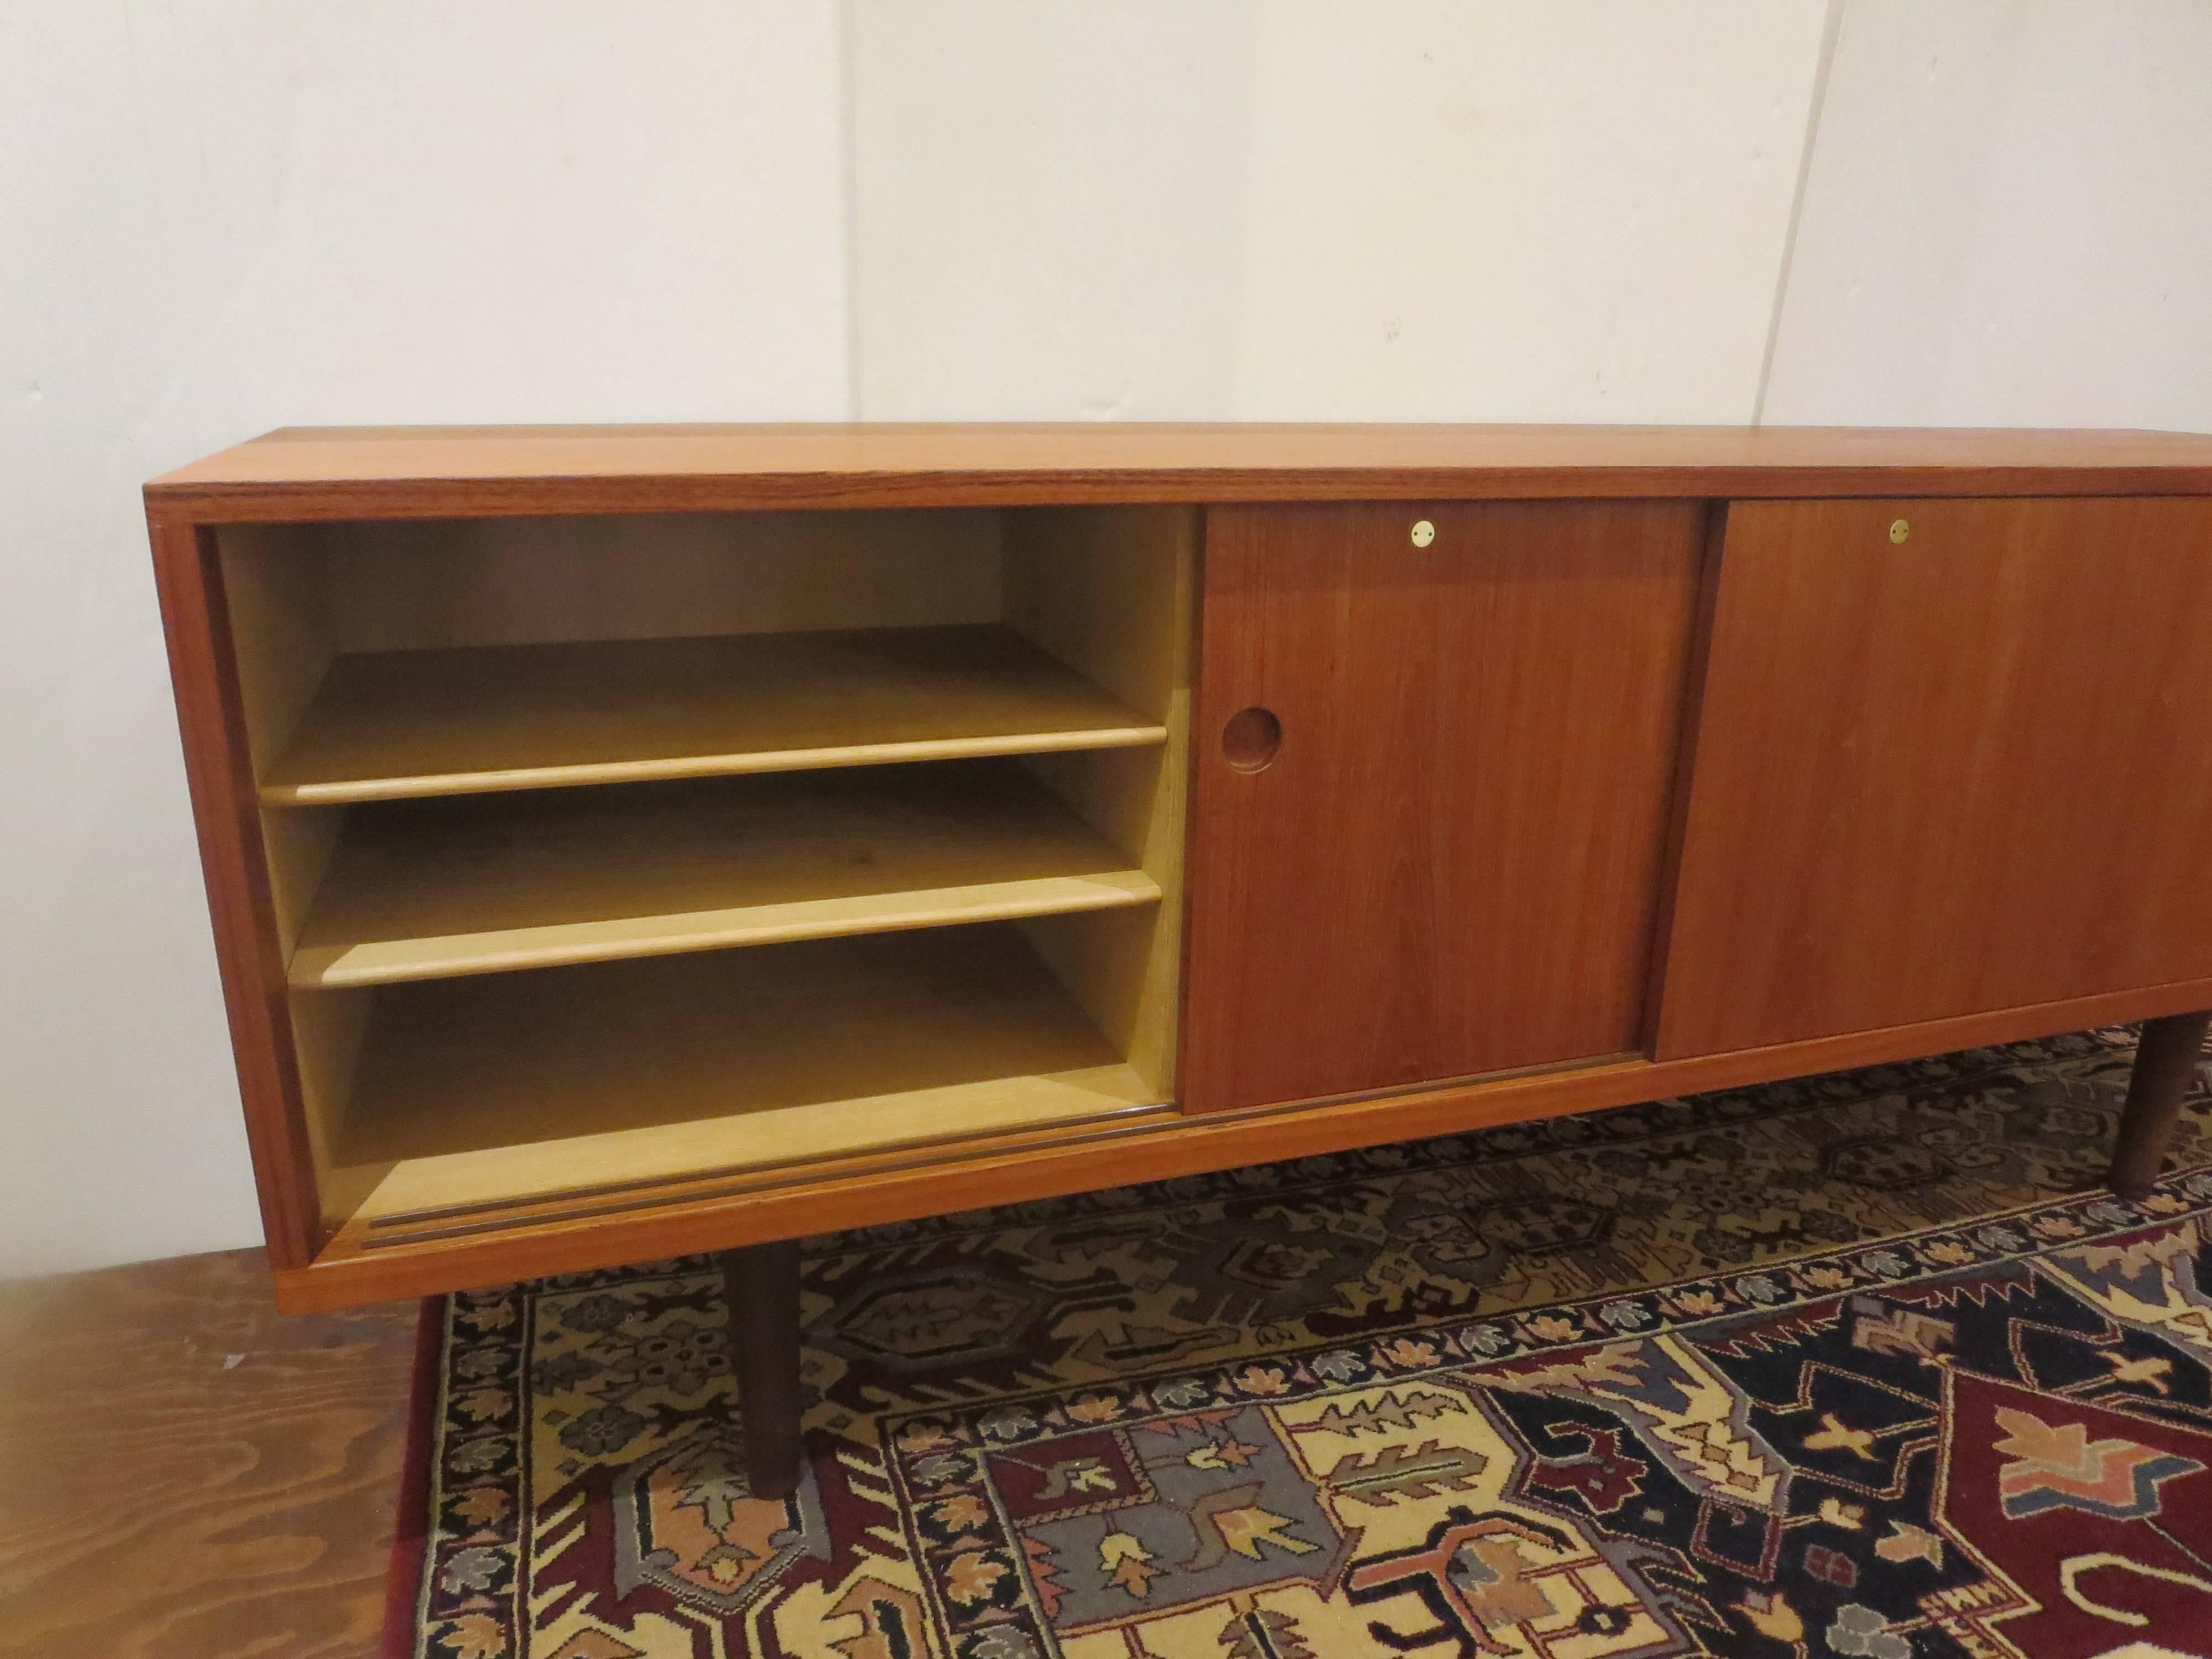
[148,518,323,1267]
[290,986,371,1196]
[1183,500,1703,1113]
[262,806,343,958]
[1004,506,1196,1095]
[1001,505,1195,721]
[1657,496,2212,1057]
[217,526,344,959]
[216,524,336,773]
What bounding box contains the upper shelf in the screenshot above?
[260,624,1167,804]
[147,423,2212,520]
[289,761,1159,987]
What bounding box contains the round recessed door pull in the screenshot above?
[1411,519,1436,548]
[1222,706,1282,773]
[1890,518,1911,544]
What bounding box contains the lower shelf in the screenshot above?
[324,924,1165,1229]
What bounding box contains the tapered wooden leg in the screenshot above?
[721,1239,803,1499]
[2109,1010,2212,1200]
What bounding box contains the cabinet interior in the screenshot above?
[217,505,1194,1244]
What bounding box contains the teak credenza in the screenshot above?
[148,425,2212,1496]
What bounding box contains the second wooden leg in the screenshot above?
[2109,1010,2212,1200]
[721,1239,804,1500]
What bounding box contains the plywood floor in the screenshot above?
[0,1248,416,1659]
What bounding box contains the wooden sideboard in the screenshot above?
[148,425,2212,1495]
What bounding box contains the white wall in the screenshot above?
[5,0,2210,1274]
[0,1,849,1275]
[1764,0,2212,427]
[849,1,1832,421]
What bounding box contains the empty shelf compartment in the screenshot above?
[324,924,1165,1226]
[261,624,1168,804]
[289,761,1159,986]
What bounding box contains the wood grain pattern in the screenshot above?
[1182,501,1705,1112]
[286,971,2212,1313]
[145,423,2212,521]
[262,625,1167,805]
[1658,498,2212,1058]
[148,518,322,1269]
[327,924,1159,1227]
[289,762,1157,987]
[0,1248,415,1658]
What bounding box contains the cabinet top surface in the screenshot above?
[147,422,2212,520]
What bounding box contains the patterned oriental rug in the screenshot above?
[388,1027,2212,1659]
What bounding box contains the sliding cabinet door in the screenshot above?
[1183,501,1706,1112]
[1657,497,2212,1058]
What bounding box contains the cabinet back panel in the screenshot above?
[1183,500,1705,1112]
[1658,497,2212,1057]
[314,509,1003,653]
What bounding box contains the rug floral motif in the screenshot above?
[393,1026,2212,1659]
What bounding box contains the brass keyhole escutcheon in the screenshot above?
[1411,519,1437,548]
[1889,519,1911,544]
[1222,706,1282,773]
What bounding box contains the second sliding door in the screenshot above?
[1182,501,1707,1113]
[1655,497,2212,1058]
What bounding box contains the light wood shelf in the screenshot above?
[289,762,1160,987]
[260,623,1167,804]
[325,924,1161,1224]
